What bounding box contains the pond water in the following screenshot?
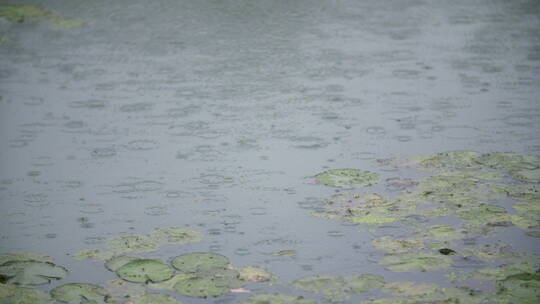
[0,0,539,303]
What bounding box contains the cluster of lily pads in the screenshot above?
[310,151,540,303]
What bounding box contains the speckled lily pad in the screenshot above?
[241,293,316,304]
[50,283,108,304]
[171,253,229,273]
[476,152,540,172]
[0,261,67,285]
[380,253,453,272]
[0,253,53,266]
[496,272,540,304]
[0,283,55,304]
[372,236,425,253]
[115,259,174,283]
[314,169,380,188]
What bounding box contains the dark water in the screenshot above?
[1,0,539,302]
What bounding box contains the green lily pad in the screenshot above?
[105,256,138,272]
[173,276,228,298]
[237,266,273,282]
[0,283,55,304]
[476,152,540,172]
[382,282,438,297]
[418,150,482,170]
[0,261,67,285]
[293,274,384,301]
[172,268,244,298]
[0,4,82,27]
[497,272,540,304]
[380,253,453,272]
[171,253,229,273]
[74,227,202,260]
[148,274,196,291]
[241,293,316,304]
[513,168,540,183]
[103,279,146,302]
[132,293,182,304]
[314,169,380,188]
[372,236,425,253]
[115,259,174,283]
[50,283,108,304]
[0,253,53,266]
[273,250,297,256]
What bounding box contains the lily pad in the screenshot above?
[105,256,138,272]
[476,152,540,172]
[0,253,53,266]
[115,259,174,283]
[173,276,228,298]
[132,293,182,304]
[496,272,540,304]
[293,274,384,301]
[50,283,108,304]
[74,227,202,260]
[273,250,297,256]
[0,4,82,27]
[513,168,540,183]
[382,282,438,297]
[0,283,55,304]
[103,279,146,302]
[171,253,229,273]
[241,293,316,304]
[0,261,67,285]
[372,236,425,253]
[148,274,195,291]
[380,253,453,272]
[314,169,380,188]
[172,268,244,298]
[238,266,273,282]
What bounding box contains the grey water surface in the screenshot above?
[1,0,539,302]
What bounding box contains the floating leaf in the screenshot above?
[105,256,138,272]
[0,4,82,27]
[272,250,296,256]
[380,253,453,272]
[103,279,146,302]
[382,282,438,297]
[172,268,244,298]
[476,152,540,172]
[372,236,425,253]
[173,276,228,298]
[171,253,229,273]
[132,293,182,304]
[241,293,316,304]
[293,274,383,301]
[74,227,202,260]
[50,283,108,304]
[0,283,55,304]
[513,168,540,183]
[0,253,53,265]
[237,266,273,282]
[0,261,67,285]
[314,169,379,188]
[116,259,174,283]
[496,272,540,304]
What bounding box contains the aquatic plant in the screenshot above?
[115,259,174,283]
[50,283,108,304]
[0,260,67,285]
[314,169,380,188]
